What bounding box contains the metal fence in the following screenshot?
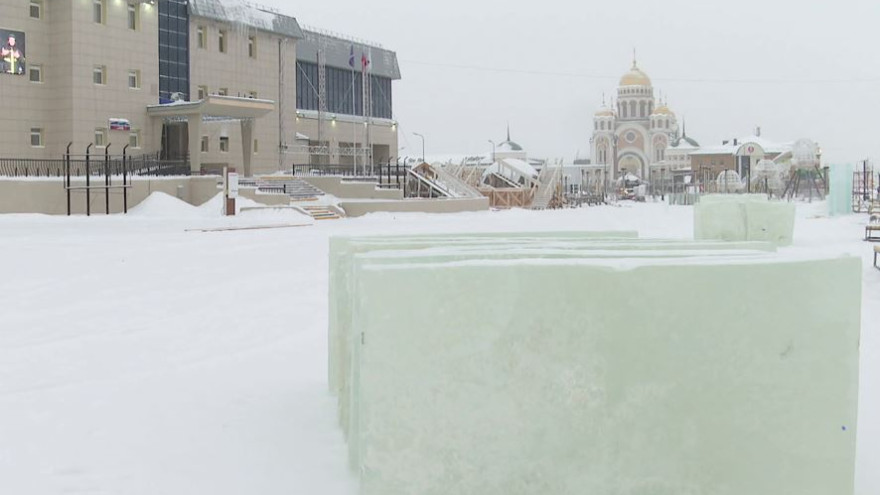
[292,162,409,188]
[0,153,190,178]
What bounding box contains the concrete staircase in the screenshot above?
[531,165,562,210]
[300,204,342,220]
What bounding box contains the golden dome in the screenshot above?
[652,105,673,116]
[619,63,652,87]
[595,107,615,117]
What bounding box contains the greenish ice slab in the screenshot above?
[694,195,795,246]
[828,164,856,217]
[328,231,639,393]
[352,256,861,495]
[339,243,777,469]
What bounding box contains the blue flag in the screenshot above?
[348,45,355,68]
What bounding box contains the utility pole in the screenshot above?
[413,132,425,163]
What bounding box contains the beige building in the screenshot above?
[0,0,400,177]
[0,0,160,160]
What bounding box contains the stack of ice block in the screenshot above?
[694,194,796,246]
[329,231,860,495]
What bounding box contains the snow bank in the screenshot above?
[128,191,204,218]
[198,192,265,215]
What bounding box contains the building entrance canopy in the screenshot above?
[147,95,275,176]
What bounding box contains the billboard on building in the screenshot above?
[0,29,26,75]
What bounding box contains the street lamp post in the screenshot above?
[608,134,619,201]
[413,132,425,163]
[488,139,496,164]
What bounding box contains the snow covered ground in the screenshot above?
[0,199,877,494]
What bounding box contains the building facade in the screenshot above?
[0,0,400,176]
[590,59,681,185]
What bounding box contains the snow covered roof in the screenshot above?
[189,0,304,39]
[483,158,539,181]
[690,135,792,156]
[298,30,401,80]
[671,135,700,150]
[497,140,523,152]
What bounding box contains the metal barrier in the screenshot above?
[0,152,190,178]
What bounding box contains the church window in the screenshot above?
[629,101,636,118]
[621,104,627,119]
[640,101,647,117]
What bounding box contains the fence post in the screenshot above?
[85,143,92,216]
[104,144,112,214]
[66,142,72,216]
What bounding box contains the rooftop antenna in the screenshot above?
[506,122,510,142]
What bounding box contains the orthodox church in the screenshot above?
[591,58,697,181]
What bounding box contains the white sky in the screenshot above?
[261,0,880,165]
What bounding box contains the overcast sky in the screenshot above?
[261,0,879,165]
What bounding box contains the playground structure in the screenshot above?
[852,160,877,213]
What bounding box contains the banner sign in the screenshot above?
[0,28,26,75]
[109,118,131,131]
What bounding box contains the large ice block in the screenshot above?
[694,194,795,246]
[351,256,861,495]
[340,242,778,470]
[744,201,796,246]
[328,231,639,394]
[828,164,855,217]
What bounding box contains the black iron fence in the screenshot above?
[293,162,409,190]
[0,152,190,178]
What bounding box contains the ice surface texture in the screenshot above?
[694,195,796,246]
[351,256,860,495]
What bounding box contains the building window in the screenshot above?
[248,35,256,58]
[128,69,140,89]
[158,0,190,103]
[93,0,104,24]
[129,130,140,149]
[30,127,43,147]
[127,3,139,30]
[29,65,42,83]
[218,30,227,53]
[93,65,106,85]
[200,136,208,153]
[94,128,107,147]
[219,136,229,152]
[197,26,206,49]
[29,0,42,19]
[218,87,228,96]
[253,139,259,154]
[197,85,207,99]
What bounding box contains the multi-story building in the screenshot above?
[0,0,400,177]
